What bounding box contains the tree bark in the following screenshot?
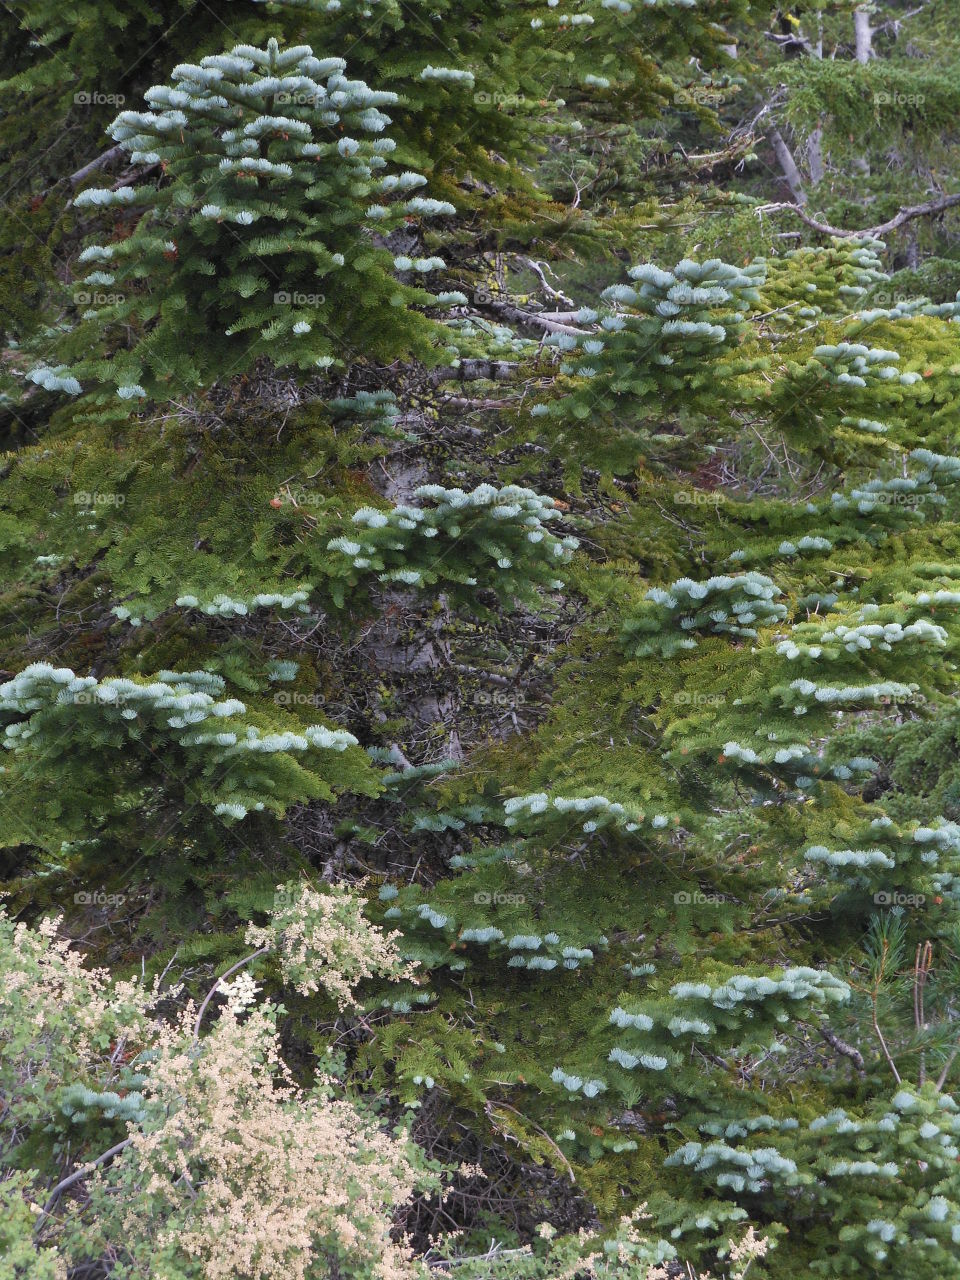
[854,7,873,63]
[769,126,807,204]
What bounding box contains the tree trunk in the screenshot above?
[854,7,873,63]
[769,126,807,204]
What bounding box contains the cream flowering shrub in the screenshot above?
[70,995,433,1280]
[245,881,418,1008]
[0,910,159,1154]
[1,913,435,1280]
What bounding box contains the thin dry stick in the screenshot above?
[485,1101,576,1184]
[914,941,933,1086]
[936,1030,960,1092]
[871,938,902,1084]
[192,945,271,1042]
[37,1137,134,1229]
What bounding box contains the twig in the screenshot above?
[915,940,933,1086]
[37,1137,134,1227]
[192,945,271,1042]
[936,1038,960,1092]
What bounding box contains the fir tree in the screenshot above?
[7,3,960,1278]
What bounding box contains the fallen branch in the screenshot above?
[757,191,960,238]
[820,1027,866,1073]
[68,145,126,188]
[478,300,587,336]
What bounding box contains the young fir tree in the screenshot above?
[6,6,960,1280]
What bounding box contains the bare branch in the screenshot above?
[820,1027,865,1073]
[38,1137,134,1227]
[192,945,271,1042]
[67,144,126,188]
[767,126,807,204]
[477,299,588,336]
[756,191,960,238]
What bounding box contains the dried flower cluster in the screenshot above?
[82,1002,430,1280]
[246,881,418,1008]
[1,912,433,1280]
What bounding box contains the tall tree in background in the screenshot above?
[744,1,960,271]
